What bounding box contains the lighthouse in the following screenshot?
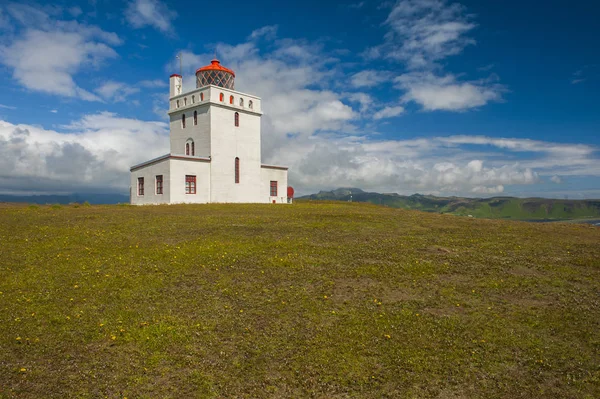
[129,58,289,204]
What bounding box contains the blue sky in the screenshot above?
[0,0,598,197]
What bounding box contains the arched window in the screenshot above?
[176,99,180,108]
[248,100,253,109]
[234,112,239,127]
[184,97,187,106]
[186,139,194,156]
[181,113,186,128]
[194,110,197,125]
[192,95,195,104]
[229,95,234,104]
[201,92,204,101]
[235,157,240,184]
[219,93,224,101]
[239,98,244,107]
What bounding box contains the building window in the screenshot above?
[184,97,187,106]
[235,157,240,184]
[194,110,197,125]
[186,139,194,156]
[176,100,180,108]
[185,175,196,194]
[248,100,253,109]
[201,92,204,101]
[192,95,195,104]
[182,113,186,128]
[270,180,277,197]
[239,98,244,107]
[229,95,234,104]
[156,175,163,194]
[234,112,239,127]
[220,93,224,101]
[138,177,144,196]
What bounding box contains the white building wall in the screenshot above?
[261,166,288,204]
[130,158,171,205]
[209,102,263,203]
[169,104,210,157]
[168,158,211,204]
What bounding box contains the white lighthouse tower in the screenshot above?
[129,59,289,205]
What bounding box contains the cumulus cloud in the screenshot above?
[396,72,503,111]
[0,114,168,194]
[364,0,504,112]
[550,175,562,184]
[125,0,177,34]
[96,81,140,102]
[350,70,392,88]
[368,0,476,69]
[0,4,121,101]
[373,105,405,119]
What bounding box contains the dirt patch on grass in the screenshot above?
[422,246,453,254]
[510,265,544,277]
[332,278,420,303]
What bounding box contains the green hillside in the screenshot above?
[1,203,599,398]
[300,188,600,220]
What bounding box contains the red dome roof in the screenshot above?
[195,59,235,77]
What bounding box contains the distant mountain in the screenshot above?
[0,193,130,205]
[299,188,600,220]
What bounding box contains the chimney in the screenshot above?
[169,74,182,98]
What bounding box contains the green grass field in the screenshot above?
[1,202,599,398]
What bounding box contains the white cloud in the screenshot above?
[138,79,168,88]
[373,105,405,120]
[369,0,476,69]
[0,104,16,110]
[350,70,391,88]
[50,109,58,113]
[0,113,168,194]
[249,25,278,41]
[345,92,374,113]
[550,175,562,184]
[396,72,503,111]
[95,81,140,102]
[125,0,177,34]
[363,0,504,112]
[0,5,121,101]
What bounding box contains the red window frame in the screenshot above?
[201,92,204,101]
[219,93,224,101]
[194,110,197,125]
[234,112,239,127]
[270,180,277,197]
[229,95,234,104]
[138,177,144,196]
[156,175,163,194]
[182,113,186,128]
[235,157,240,184]
[185,175,196,194]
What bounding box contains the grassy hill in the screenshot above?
[300,188,600,220]
[1,202,599,398]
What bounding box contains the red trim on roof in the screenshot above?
[195,59,235,77]
[170,74,182,78]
